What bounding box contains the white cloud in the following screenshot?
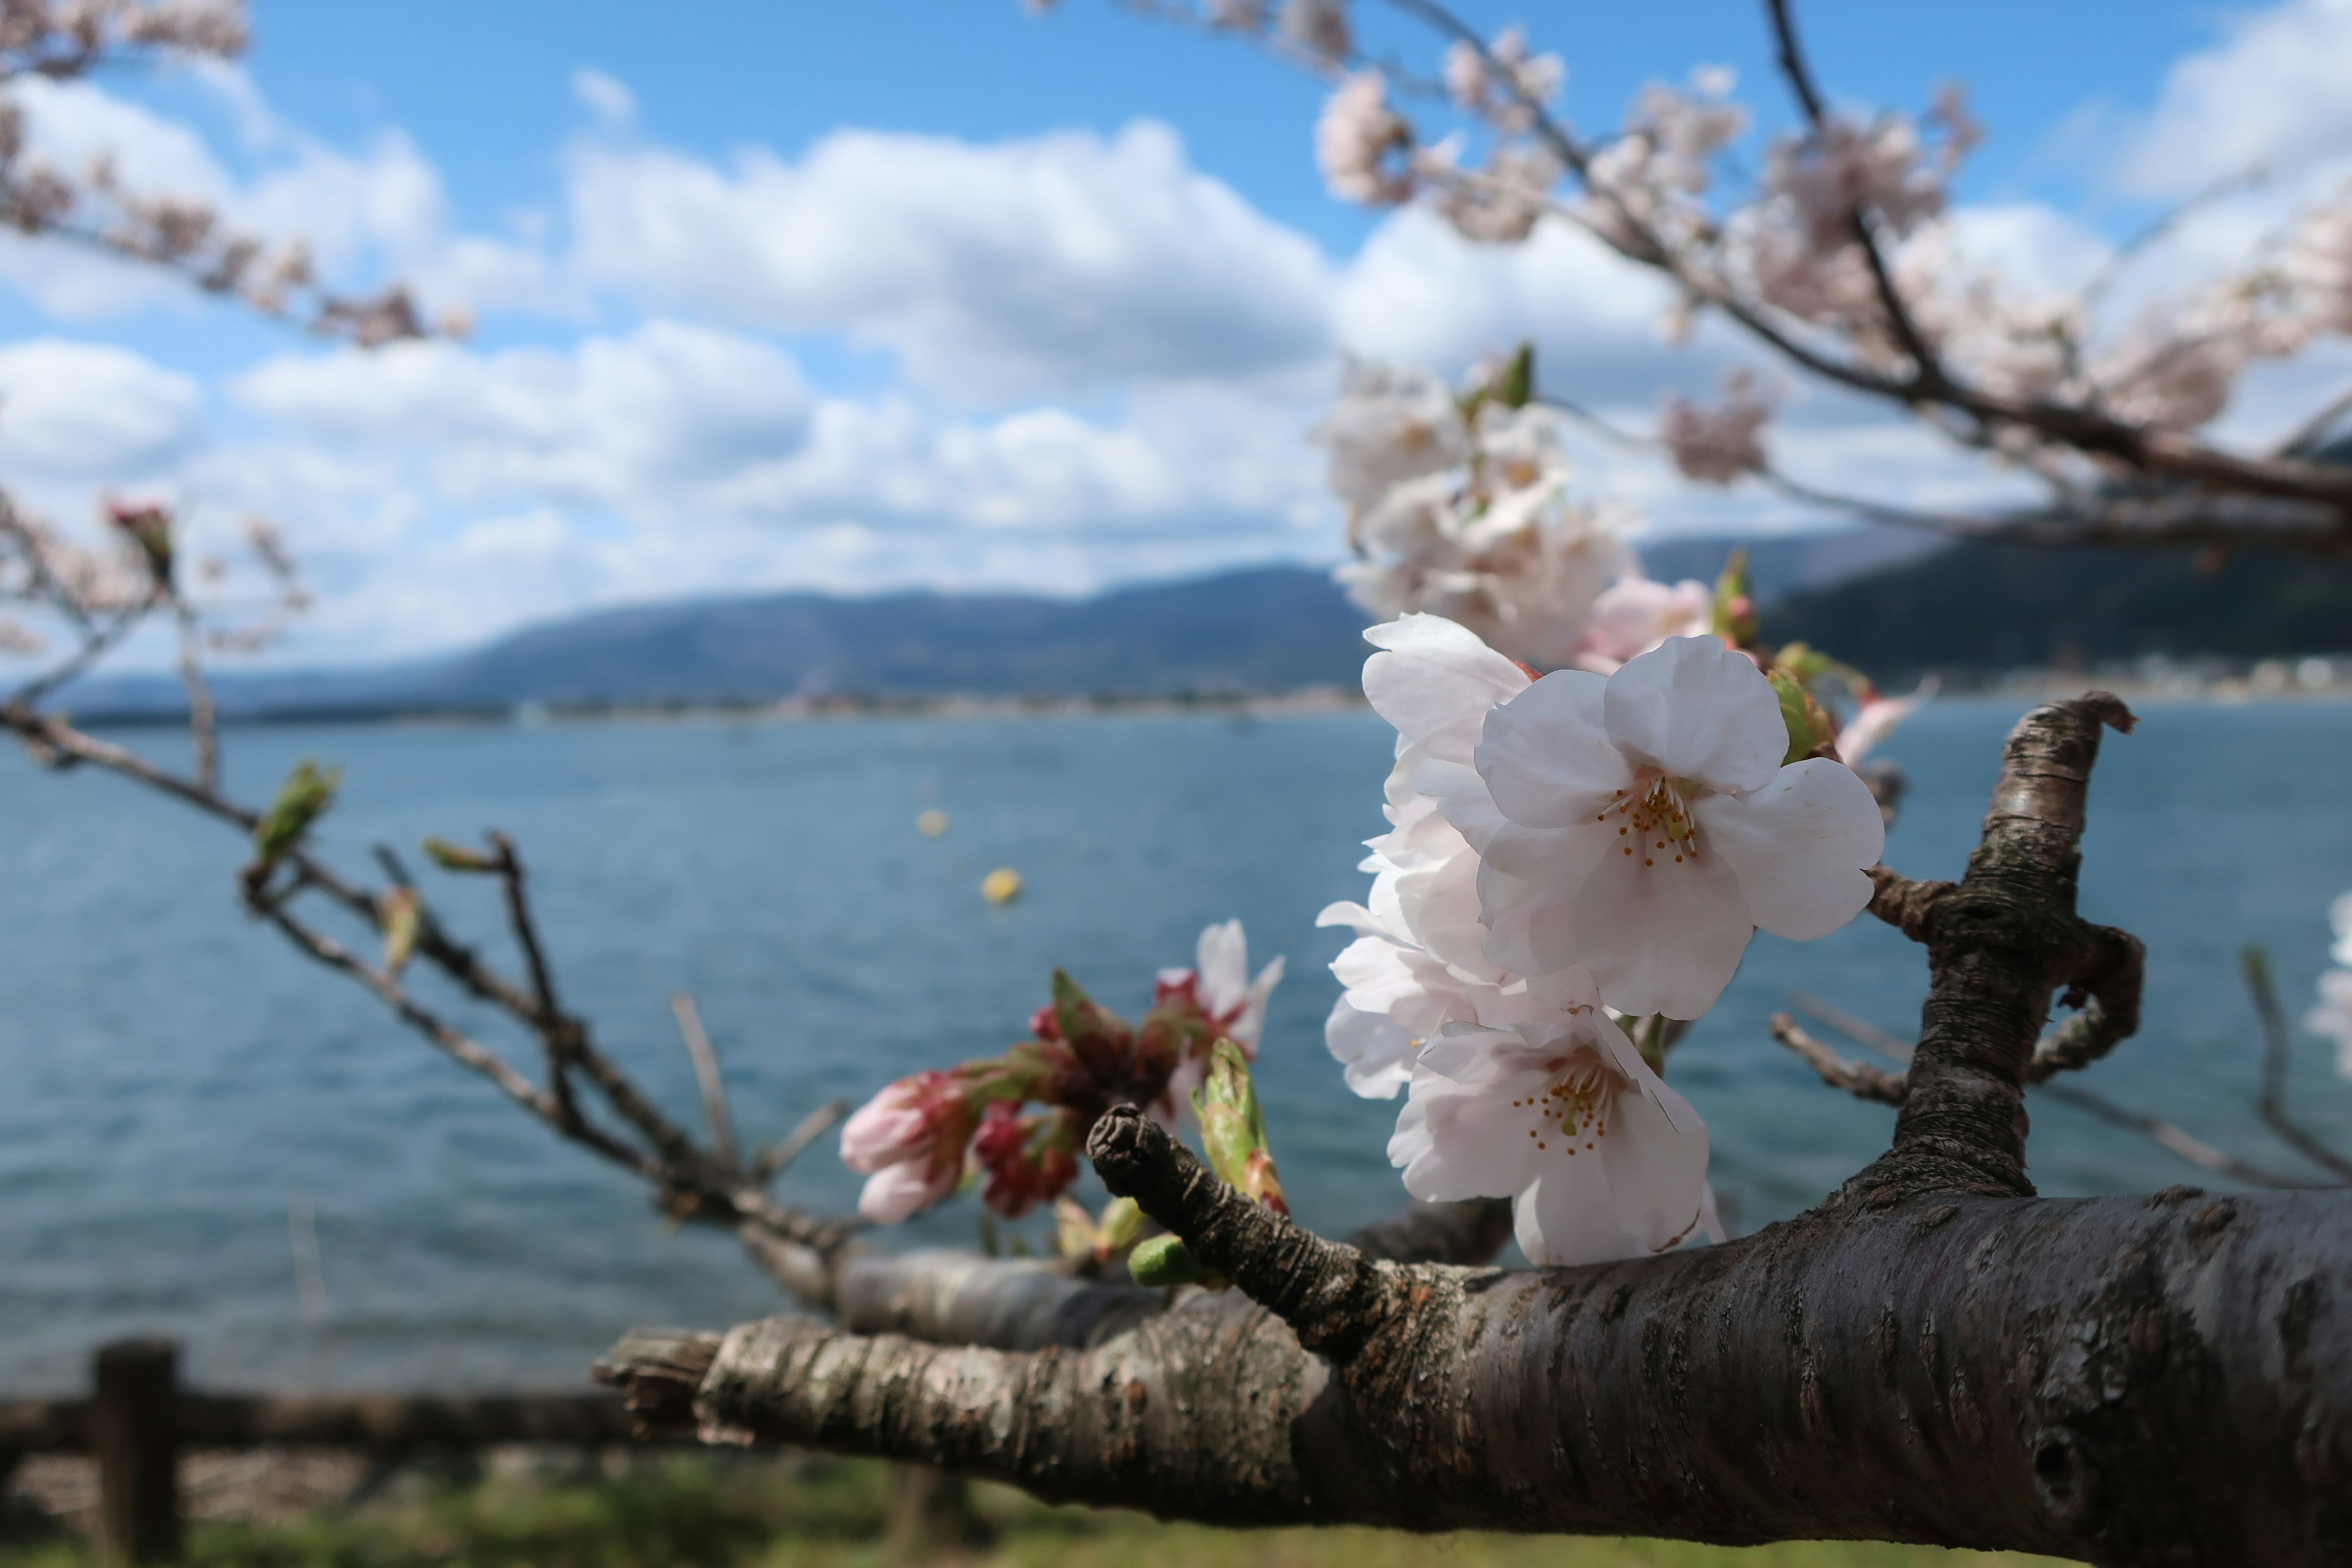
[570,67,637,129]
[2122,0,2352,196]
[0,339,202,477]
[565,119,1335,402]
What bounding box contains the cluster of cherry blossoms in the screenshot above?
[2305,893,2352,1080]
[839,921,1280,1223]
[1317,355,1721,672]
[1324,611,1891,1266]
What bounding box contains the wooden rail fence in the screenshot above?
[1,1339,642,1563]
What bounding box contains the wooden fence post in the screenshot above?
[91,1338,180,1563]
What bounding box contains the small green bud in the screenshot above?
[421,835,500,873]
[1191,1038,1288,1215]
[252,759,341,869]
[379,885,421,978]
[1128,1234,1225,1289]
[1768,668,1836,765]
[1495,341,1536,409]
[1096,1195,1148,1254]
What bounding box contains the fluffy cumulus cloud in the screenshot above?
[0,339,202,477]
[564,119,1336,402]
[2121,0,2352,196]
[1,7,2345,665]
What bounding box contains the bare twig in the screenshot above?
[1769,1012,1908,1103]
[2243,946,2352,1182]
[670,991,740,1169]
[172,595,219,793]
[755,1099,851,1182]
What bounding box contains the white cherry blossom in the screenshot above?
[1316,70,1412,205]
[1316,363,1468,513]
[1570,575,1713,675]
[1464,634,1886,1018]
[1318,614,1531,1095]
[1388,968,1711,1265]
[1158,919,1286,1118]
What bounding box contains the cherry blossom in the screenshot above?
[1765,114,1945,257]
[1387,968,1711,1265]
[1834,682,1933,767]
[1156,918,1285,1115]
[1318,614,1531,1095]
[1570,575,1714,675]
[1465,635,1886,1018]
[1660,371,1771,484]
[1316,362,1469,512]
[840,1070,979,1223]
[1281,0,1351,59]
[1316,70,1412,205]
[2307,892,2352,1079]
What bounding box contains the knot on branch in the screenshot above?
[1085,1104,1395,1359]
[1866,865,1951,942]
[2028,925,2146,1082]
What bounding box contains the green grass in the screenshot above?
[0,1456,2076,1568]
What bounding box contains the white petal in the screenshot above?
[1363,614,1530,769]
[1477,820,1611,976]
[1414,757,1510,854]
[1327,1000,1415,1099]
[1196,919,1248,1014]
[1694,759,1884,941]
[1601,636,1785,796]
[1474,669,1629,829]
[1391,1050,1547,1200]
[1570,831,1755,1019]
[1395,844,1506,981]
[1597,1076,1711,1254]
[858,1161,953,1224]
[1316,900,1387,936]
[1514,1165,1638,1267]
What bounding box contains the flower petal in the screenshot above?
[1693,759,1884,941]
[1363,614,1530,769]
[1569,828,1755,1018]
[1326,999,1415,1099]
[1196,919,1248,1014]
[858,1161,955,1224]
[1477,820,1611,976]
[1390,1025,1547,1200]
[1514,1164,1638,1267]
[1474,669,1629,828]
[1601,636,1785,796]
[1597,1076,1710,1254]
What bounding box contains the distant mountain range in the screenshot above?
[56,524,2352,720]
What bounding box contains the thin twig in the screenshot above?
[2243,946,2352,1182]
[670,990,740,1170]
[4,599,153,709]
[1769,1013,1908,1103]
[755,1099,853,1182]
[1789,988,2326,1189]
[488,829,582,1128]
[172,595,219,793]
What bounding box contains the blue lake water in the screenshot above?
[4,697,2351,1393]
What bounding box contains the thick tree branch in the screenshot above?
[1849,693,2138,1205]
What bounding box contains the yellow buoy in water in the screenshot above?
[981,867,1023,905]
[916,809,949,837]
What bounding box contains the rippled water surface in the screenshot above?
[4,698,2350,1391]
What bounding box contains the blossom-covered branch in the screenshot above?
[1089,0,2352,559]
[603,694,2352,1562]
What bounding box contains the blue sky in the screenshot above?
[2,0,2350,665]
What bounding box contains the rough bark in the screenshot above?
[599,695,2352,1564]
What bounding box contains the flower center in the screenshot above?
[1510,1051,1615,1155]
[1594,773,1704,870]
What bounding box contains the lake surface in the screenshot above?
[4,697,2351,1393]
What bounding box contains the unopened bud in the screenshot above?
[252,759,340,869]
[1128,1234,1226,1289]
[1191,1038,1288,1215]
[1768,668,1837,765]
[421,835,499,873]
[379,886,421,978]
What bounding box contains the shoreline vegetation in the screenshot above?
[0,1450,2076,1568]
[51,650,2352,734]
